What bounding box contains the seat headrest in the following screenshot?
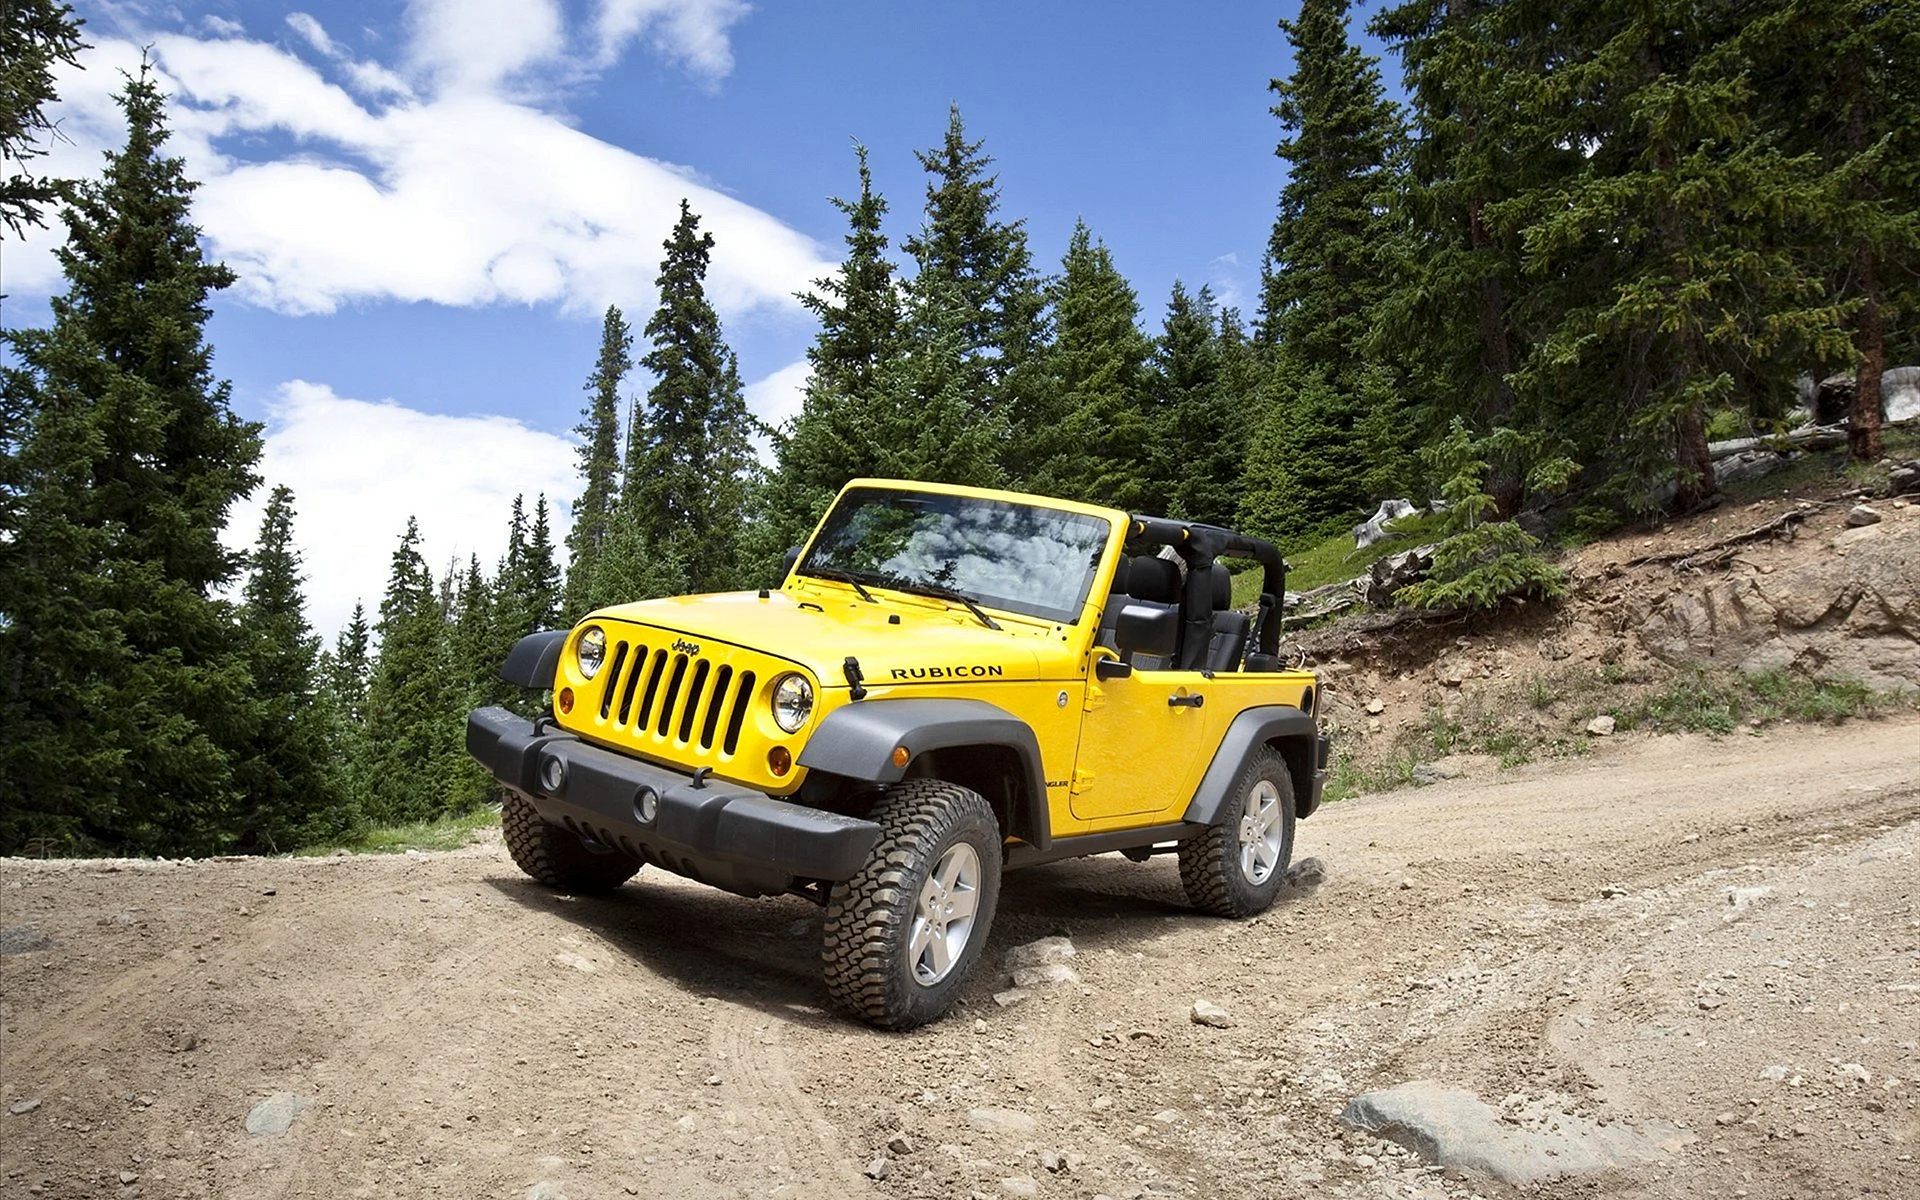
[1210,564,1233,609]
[1113,555,1181,604]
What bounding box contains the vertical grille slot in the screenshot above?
[615,644,646,726]
[656,654,690,737]
[723,670,755,755]
[699,666,733,750]
[598,641,630,719]
[634,648,668,729]
[678,660,712,743]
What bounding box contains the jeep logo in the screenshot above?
[672,638,701,656]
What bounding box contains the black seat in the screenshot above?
[1204,564,1251,672]
[1098,555,1182,669]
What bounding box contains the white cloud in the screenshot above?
[225,381,578,639]
[1,12,829,319]
[285,12,339,58]
[595,0,752,80]
[407,0,566,94]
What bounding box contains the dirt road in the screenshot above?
[4,716,1917,1199]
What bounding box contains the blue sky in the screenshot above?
[2,0,1400,635]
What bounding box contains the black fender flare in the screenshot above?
[1181,706,1323,825]
[501,629,568,689]
[797,698,1052,851]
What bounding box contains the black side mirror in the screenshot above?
[780,545,802,584]
[1114,604,1178,659]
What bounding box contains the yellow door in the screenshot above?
[1068,660,1221,823]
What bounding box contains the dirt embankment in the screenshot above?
[4,714,1917,1200]
[1299,493,1919,784]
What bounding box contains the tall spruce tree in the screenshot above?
[1494,2,1846,512]
[1370,0,1575,514]
[0,67,263,855]
[234,486,354,850]
[1241,0,1406,546]
[626,200,756,594]
[1746,0,1920,462]
[901,107,1048,478]
[761,144,907,556]
[1030,221,1154,508]
[1153,283,1242,526]
[563,306,630,619]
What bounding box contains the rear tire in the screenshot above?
[1178,750,1294,917]
[822,780,1002,1029]
[501,792,641,894]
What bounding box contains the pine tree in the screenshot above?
[233,486,354,850]
[0,0,87,235]
[901,107,1048,476]
[1256,0,1401,361]
[1370,0,1573,514]
[563,306,630,619]
[1241,0,1407,545]
[1030,221,1154,509]
[0,66,263,855]
[1153,283,1240,525]
[525,495,561,630]
[329,603,372,725]
[626,200,757,594]
[761,144,907,556]
[1746,0,1920,462]
[1495,2,1847,512]
[360,518,456,825]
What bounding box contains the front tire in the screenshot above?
[501,792,641,894]
[1178,750,1295,917]
[822,780,1003,1029]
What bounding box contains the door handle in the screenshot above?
[1168,693,1204,708]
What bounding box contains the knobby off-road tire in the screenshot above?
[501,792,641,894]
[1178,750,1295,918]
[822,779,1003,1030]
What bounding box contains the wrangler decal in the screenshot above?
[889,664,1006,680]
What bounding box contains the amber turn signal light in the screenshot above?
[768,746,792,776]
[557,687,574,714]
[891,745,910,768]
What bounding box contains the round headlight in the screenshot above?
[771,673,814,733]
[577,626,607,679]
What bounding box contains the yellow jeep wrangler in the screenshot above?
[467,478,1327,1028]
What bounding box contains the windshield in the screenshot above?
[800,487,1114,624]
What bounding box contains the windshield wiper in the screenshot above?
[885,580,1002,631]
[800,566,877,603]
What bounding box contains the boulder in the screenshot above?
[1883,365,1920,424]
[1353,499,1421,550]
[1636,514,1920,690]
[1815,371,1856,425]
[1339,1081,1690,1184]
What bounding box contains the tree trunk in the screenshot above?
[1673,405,1718,512]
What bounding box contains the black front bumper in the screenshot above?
[466,707,882,898]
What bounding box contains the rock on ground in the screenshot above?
[243,1092,312,1136]
[1340,1081,1690,1184]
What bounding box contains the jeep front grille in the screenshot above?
[593,639,756,757]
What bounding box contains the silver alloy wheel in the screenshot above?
[1238,779,1284,885]
[908,841,982,986]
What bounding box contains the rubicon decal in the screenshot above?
[889,664,1006,680]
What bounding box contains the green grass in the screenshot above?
[1603,668,1896,735]
[297,806,499,856]
[1231,511,1447,605]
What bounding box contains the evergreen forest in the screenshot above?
[1,0,1914,855]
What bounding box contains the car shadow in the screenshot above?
[486,850,1321,1028]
